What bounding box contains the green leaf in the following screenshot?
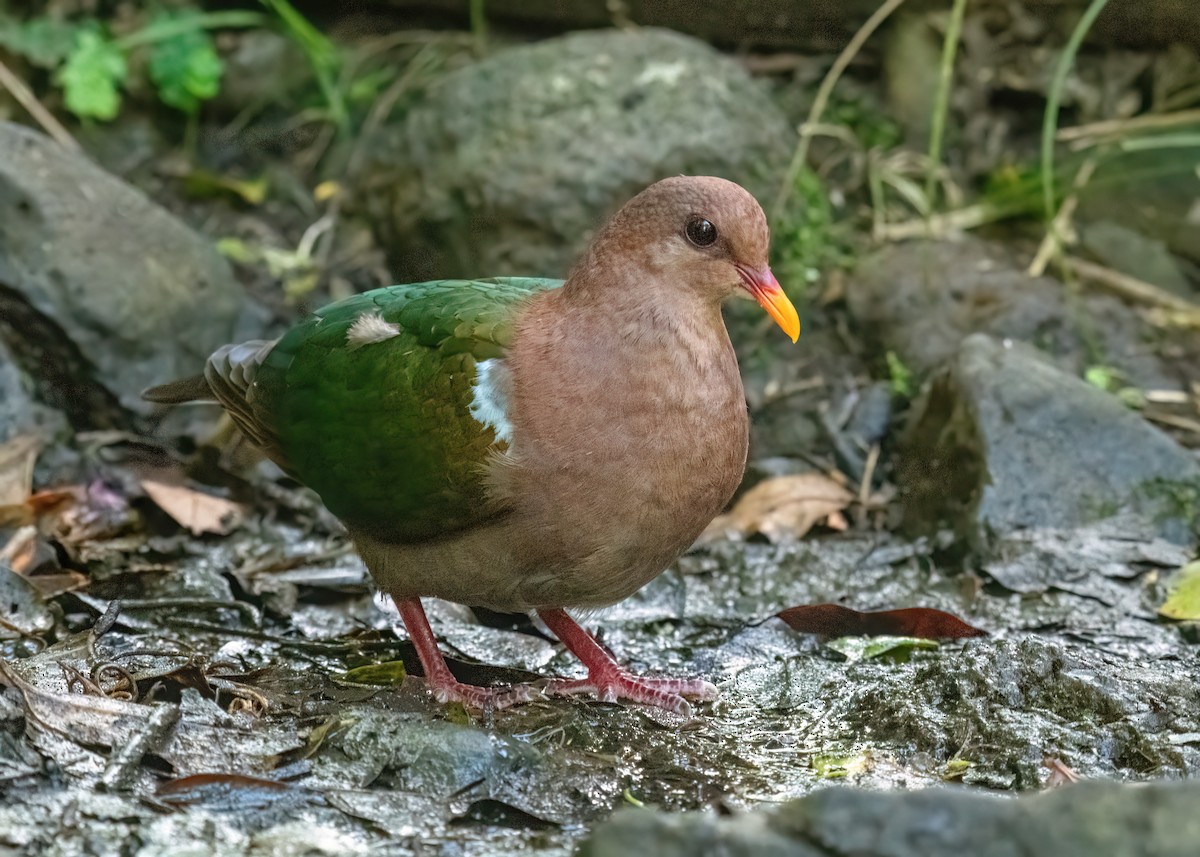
[812,751,868,779]
[216,237,259,264]
[183,169,269,205]
[1085,365,1115,391]
[886,350,915,399]
[860,636,939,662]
[0,15,80,68]
[942,758,973,780]
[1159,560,1200,621]
[826,634,939,664]
[147,17,223,113]
[337,660,408,686]
[56,30,127,120]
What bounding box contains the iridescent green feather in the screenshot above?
[252,277,561,541]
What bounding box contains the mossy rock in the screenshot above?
[899,334,1200,547]
[356,28,793,280]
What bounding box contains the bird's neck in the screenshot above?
[560,260,731,366]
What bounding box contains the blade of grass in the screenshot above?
[259,0,348,136]
[925,0,968,212]
[114,11,266,50]
[1119,132,1200,152]
[772,0,910,221]
[1041,0,1111,221]
[1057,108,1200,145]
[470,0,487,55]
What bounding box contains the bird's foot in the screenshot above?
[546,669,718,716]
[394,596,542,712]
[424,676,543,711]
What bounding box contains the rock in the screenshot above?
[0,339,67,445]
[1078,221,1193,297]
[364,0,1200,50]
[0,123,247,420]
[983,516,1191,599]
[882,14,943,150]
[778,781,1200,857]
[1077,147,1200,266]
[358,28,792,279]
[833,636,1200,788]
[847,236,1181,390]
[583,781,1200,857]
[898,334,1200,547]
[579,809,810,857]
[0,339,77,485]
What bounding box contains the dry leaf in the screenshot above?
[0,525,51,574]
[702,473,853,544]
[140,478,244,536]
[1043,756,1082,787]
[1158,560,1200,621]
[0,434,41,506]
[157,772,294,807]
[777,603,987,639]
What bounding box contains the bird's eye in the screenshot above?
[685,218,717,247]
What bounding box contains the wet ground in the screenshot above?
[3,512,1197,854]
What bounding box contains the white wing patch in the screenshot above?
[470,358,513,444]
[346,313,401,350]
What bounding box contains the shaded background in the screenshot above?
[1,1,1199,855]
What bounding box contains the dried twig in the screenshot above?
[858,444,881,509]
[874,202,1001,241]
[1145,308,1200,330]
[1054,255,1200,315]
[1028,158,1097,277]
[1144,411,1200,437]
[0,57,79,151]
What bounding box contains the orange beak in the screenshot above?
[736,264,800,343]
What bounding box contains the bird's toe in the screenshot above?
[428,679,543,711]
[546,670,716,715]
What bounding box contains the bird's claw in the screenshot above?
[546,671,718,716]
[426,679,543,711]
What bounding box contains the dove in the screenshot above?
[146,176,798,714]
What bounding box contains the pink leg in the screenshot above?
[394,596,539,710]
[537,608,718,716]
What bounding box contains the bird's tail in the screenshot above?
[143,339,288,471]
[142,375,215,404]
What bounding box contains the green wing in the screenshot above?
[252,277,561,542]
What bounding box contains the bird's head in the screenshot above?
[583,175,800,342]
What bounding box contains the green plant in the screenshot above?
[1041,0,1112,221]
[771,0,910,221]
[771,166,844,298]
[886,351,915,399]
[925,0,968,210]
[0,7,264,120]
[258,0,348,134]
[469,0,487,54]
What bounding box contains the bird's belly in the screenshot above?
[350,394,747,612]
[514,393,749,608]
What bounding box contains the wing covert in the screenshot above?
[251,278,560,542]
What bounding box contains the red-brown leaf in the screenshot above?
[157,772,292,807]
[777,604,987,639]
